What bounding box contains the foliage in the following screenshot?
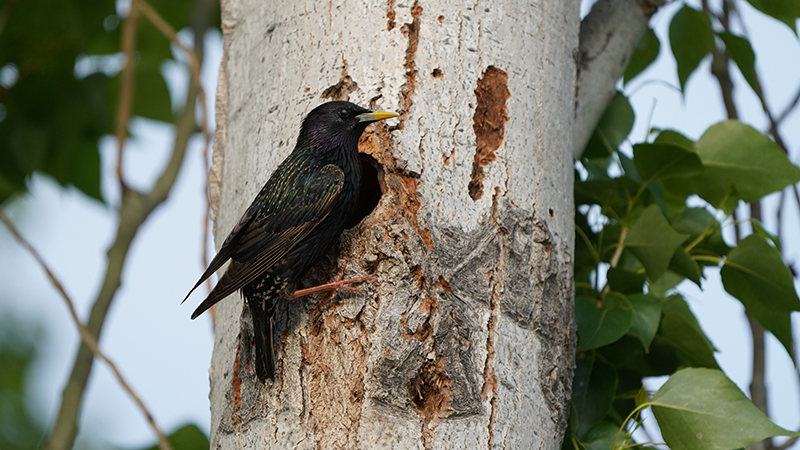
[0,0,217,204]
[567,2,800,449]
[0,317,45,450]
[133,425,209,450]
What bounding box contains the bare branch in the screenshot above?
[775,436,799,450]
[776,84,800,127]
[0,210,174,450]
[136,0,211,151]
[43,0,216,447]
[114,5,140,188]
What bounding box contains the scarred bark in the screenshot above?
[208,0,578,448]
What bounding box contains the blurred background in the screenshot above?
[0,0,798,448]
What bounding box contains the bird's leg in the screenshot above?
[283,264,375,300]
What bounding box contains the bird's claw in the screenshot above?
[283,266,375,300]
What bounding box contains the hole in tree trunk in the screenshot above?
[346,153,384,229]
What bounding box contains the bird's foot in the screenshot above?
[283,264,375,300]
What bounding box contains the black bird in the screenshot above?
[184,101,398,382]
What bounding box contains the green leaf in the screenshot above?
[575,178,623,210]
[0,72,111,203]
[659,295,718,369]
[670,207,731,257]
[581,92,635,159]
[135,57,173,122]
[669,6,714,91]
[581,422,619,450]
[667,246,702,285]
[721,235,799,357]
[562,431,588,450]
[561,432,588,450]
[617,151,643,184]
[654,129,695,150]
[600,336,680,378]
[624,28,660,84]
[751,218,782,250]
[137,424,209,450]
[664,121,800,209]
[694,121,800,204]
[718,32,760,98]
[575,295,633,352]
[572,358,618,437]
[0,0,117,203]
[648,271,685,298]
[745,0,799,34]
[607,268,646,294]
[722,235,800,311]
[633,143,704,181]
[634,386,649,407]
[625,205,689,280]
[627,293,661,352]
[652,368,800,450]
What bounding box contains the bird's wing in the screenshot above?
[181,208,258,303]
[188,164,345,318]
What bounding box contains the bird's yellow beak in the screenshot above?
[357,110,400,123]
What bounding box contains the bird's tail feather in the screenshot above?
[247,295,277,382]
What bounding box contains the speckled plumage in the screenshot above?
[184,101,397,382]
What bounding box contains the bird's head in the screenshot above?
[300,101,398,153]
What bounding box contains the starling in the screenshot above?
[184,101,398,382]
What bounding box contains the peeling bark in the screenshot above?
[208,0,578,448]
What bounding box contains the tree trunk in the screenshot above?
[208,0,578,448]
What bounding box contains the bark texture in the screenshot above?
[573,0,662,157]
[208,0,578,448]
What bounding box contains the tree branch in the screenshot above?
[114,4,140,189]
[42,0,215,447]
[775,84,800,126]
[574,0,664,157]
[0,210,174,450]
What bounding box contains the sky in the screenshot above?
[0,1,798,448]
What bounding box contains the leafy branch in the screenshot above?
[570,1,800,448]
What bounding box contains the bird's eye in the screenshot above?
[338,108,350,119]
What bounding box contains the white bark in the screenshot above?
[209,0,578,448]
[573,0,663,157]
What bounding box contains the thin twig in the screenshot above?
[776,190,785,254]
[775,436,799,450]
[0,210,173,450]
[776,84,800,126]
[44,1,211,446]
[600,226,628,298]
[135,0,214,302]
[136,0,210,149]
[114,4,140,188]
